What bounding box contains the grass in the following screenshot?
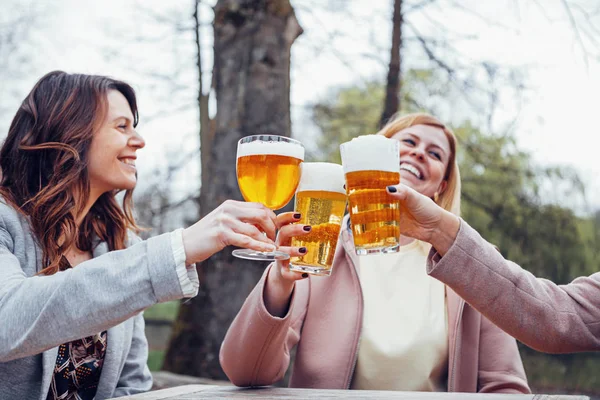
[147,350,166,371]
[144,301,180,321]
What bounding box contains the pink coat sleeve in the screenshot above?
[477,315,530,394]
[428,220,600,353]
[219,264,309,387]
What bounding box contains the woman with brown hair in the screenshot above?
[0,71,278,400]
[221,113,530,393]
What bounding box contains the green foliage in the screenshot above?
[311,82,383,163]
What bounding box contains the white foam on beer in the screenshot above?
[297,162,345,194]
[339,135,399,173]
[237,140,305,160]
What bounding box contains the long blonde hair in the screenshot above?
[377,112,461,216]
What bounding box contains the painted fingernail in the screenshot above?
[293,213,301,219]
[303,225,311,232]
[302,273,308,278]
[387,186,397,193]
[299,247,307,254]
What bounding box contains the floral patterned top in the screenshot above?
[45,331,107,400]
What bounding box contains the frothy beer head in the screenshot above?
[339,135,399,174]
[237,138,305,160]
[297,162,345,194]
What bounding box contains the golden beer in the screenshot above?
[290,190,347,276]
[289,162,346,276]
[346,170,401,252]
[233,135,305,262]
[237,154,302,210]
[340,135,401,255]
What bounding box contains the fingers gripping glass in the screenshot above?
[288,162,346,276]
[233,135,304,261]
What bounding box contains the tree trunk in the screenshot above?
[163,0,302,378]
[379,0,403,128]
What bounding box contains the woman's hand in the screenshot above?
[182,200,279,265]
[387,184,460,255]
[264,212,312,317]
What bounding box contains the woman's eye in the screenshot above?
[430,151,442,161]
[403,139,415,145]
[118,125,127,130]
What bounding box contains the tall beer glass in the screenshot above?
[234,135,305,261]
[340,135,401,255]
[289,162,346,276]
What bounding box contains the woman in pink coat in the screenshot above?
[220,113,530,393]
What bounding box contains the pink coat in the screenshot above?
[220,218,530,393]
[428,219,600,353]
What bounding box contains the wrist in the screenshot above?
[429,211,460,256]
[267,264,295,296]
[264,264,295,317]
[182,228,194,265]
[182,227,214,265]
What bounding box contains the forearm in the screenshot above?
[220,265,300,386]
[428,220,600,353]
[0,233,183,362]
[264,264,295,318]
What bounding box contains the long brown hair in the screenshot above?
[377,112,461,216]
[0,71,141,275]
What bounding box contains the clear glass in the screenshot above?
[340,135,401,255]
[288,162,346,276]
[233,134,304,261]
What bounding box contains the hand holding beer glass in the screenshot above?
[340,135,401,255]
[234,135,305,261]
[288,162,346,276]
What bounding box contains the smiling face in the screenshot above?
[87,90,145,199]
[390,124,451,198]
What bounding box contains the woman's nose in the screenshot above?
[129,131,146,149]
[410,146,425,160]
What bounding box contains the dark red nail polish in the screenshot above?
[387,186,397,193]
[299,247,307,254]
[293,213,301,219]
[303,225,311,232]
[302,273,309,278]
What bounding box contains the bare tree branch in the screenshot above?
[560,0,590,68]
[403,0,438,15]
[446,0,521,33]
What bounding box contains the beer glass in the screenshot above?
[289,162,346,276]
[340,135,401,255]
[234,134,304,261]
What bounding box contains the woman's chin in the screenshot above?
[400,178,418,192]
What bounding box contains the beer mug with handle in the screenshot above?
[234,134,305,261]
[289,162,346,276]
[340,135,401,255]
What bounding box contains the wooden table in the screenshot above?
[117,385,590,399]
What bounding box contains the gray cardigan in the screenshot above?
[0,199,190,399]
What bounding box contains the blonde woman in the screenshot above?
[220,113,530,393]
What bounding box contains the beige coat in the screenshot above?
[428,219,600,353]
